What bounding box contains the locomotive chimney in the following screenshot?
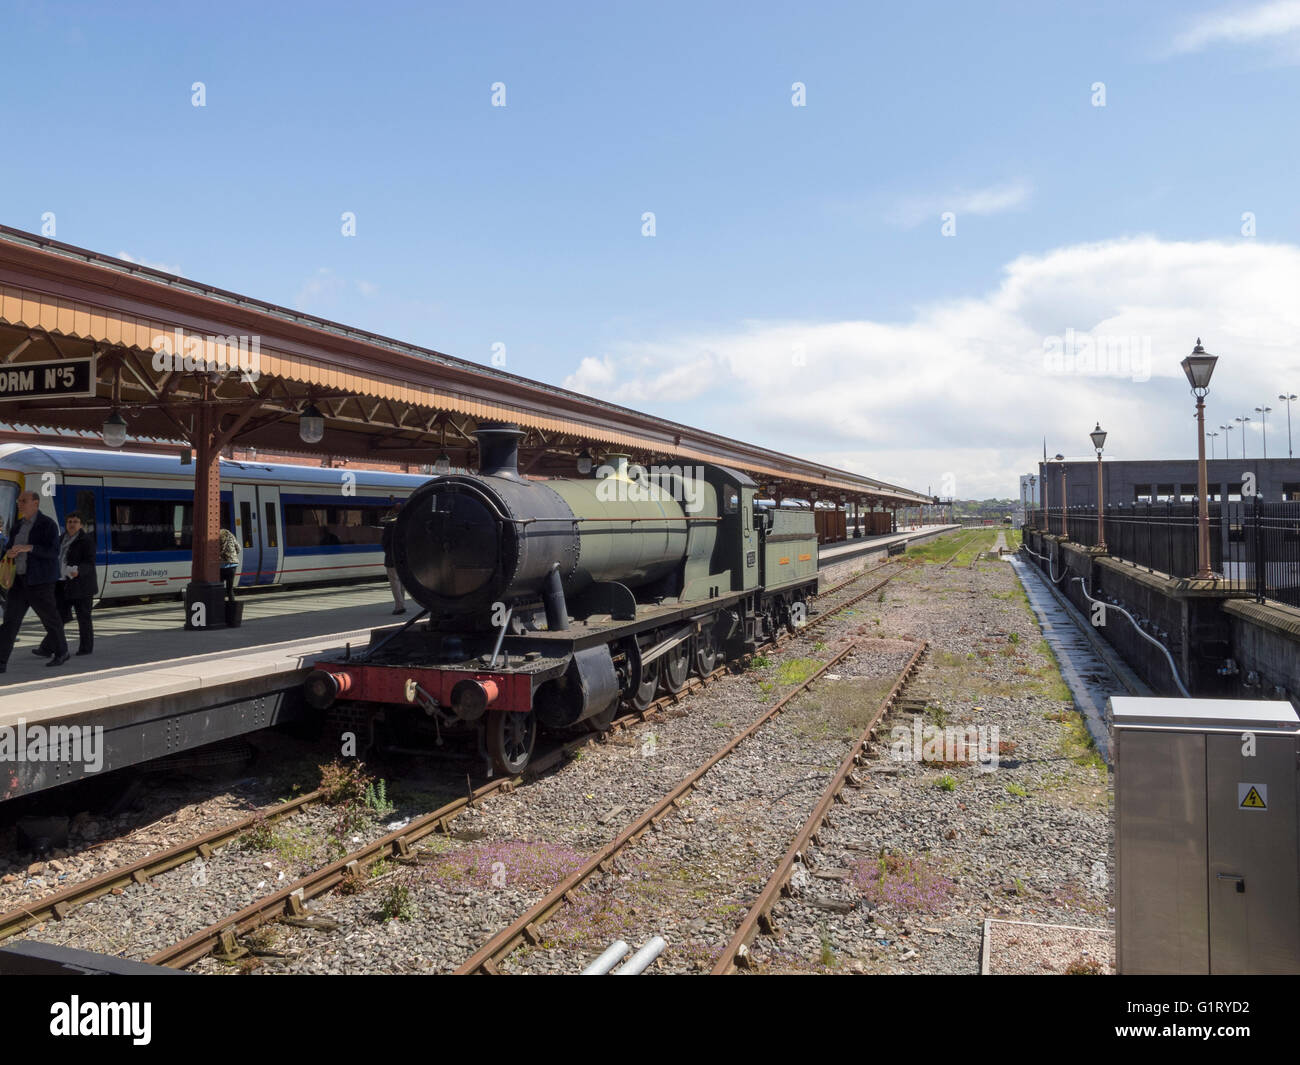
[474,422,526,479]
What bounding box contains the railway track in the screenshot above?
[938,531,982,571]
[0,789,324,945]
[710,640,928,973]
[9,554,909,969]
[454,638,885,974]
[147,560,905,968]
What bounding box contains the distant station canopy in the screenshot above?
[0,225,929,627]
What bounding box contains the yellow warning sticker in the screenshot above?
[1238,783,1268,810]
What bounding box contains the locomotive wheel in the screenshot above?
[486,709,536,776]
[695,625,721,676]
[661,643,691,694]
[631,660,660,710]
[764,602,781,641]
[585,704,617,733]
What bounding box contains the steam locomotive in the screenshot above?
[304,424,819,774]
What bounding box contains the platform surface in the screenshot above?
[817,524,961,562]
[0,582,401,726]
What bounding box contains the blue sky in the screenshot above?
[4,0,1300,496]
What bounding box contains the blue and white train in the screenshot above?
[0,444,431,602]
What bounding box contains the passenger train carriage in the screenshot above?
[0,444,429,600]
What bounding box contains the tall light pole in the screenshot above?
[1255,406,1272,459]
[1090,423,1107,550]
[1219,423,1234,459]
[1207,430,1219,460]
[1054,453,1067,538]
[1236,415,1252,460]
[1280,393,1297,458]
[1041,461,1049,531]
[1182,339,1218,581]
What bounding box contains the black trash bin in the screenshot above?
[225,599,244,628]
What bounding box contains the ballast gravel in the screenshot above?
[13,534,1114,975]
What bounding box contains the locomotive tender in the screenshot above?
[304,424,819,774]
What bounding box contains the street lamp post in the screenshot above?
[1219,424,1234,460]
[1236,415,1251,460]
[1255,406,1272,460]
[1280,393,1297,458]
[1207,430,1218,460]
[1054,454,1067,538]
[1090,423,1107,550]
[1181,339,1219,581]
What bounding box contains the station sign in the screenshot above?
[0,357,96,401]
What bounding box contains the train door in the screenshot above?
[257,485,283,585]
[231,483,260,586]
[231,482,282,586]
[63,477,107,599]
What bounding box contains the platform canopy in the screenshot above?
[0,225,929,508]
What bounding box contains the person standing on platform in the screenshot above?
[381,500,405,615]
[0,490,68,671]
[219,527,240,601]
[0,517,9,621]
[37,512,96,657]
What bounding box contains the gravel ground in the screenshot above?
[745,545,1114,975]
[984,918,1114,975]
[21,800,417,961]
[0,732,335,911]
[191,617,913,974]
[10,533,1115,975]
[498,639,918,974]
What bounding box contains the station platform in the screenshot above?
[0,583,400,801]
[817,524,961,572]
[1,524,965,802]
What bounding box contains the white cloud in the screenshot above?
[570,237,1300,498]
[564,355,617,395]
[1171,0,1300,54]
[293,269,378,311]
[888,179,1032,229]
[118,250,183,275]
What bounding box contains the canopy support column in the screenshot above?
[184,399,226,629]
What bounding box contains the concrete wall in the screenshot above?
[1223,600,1300,701]
[1021,529,1297,705]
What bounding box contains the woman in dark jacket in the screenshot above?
[38,512,96,656]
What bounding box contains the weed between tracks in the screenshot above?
[901,530,997,568]
[787,675,897,742]
[524,835,770,965]
[420,840,588,892]
[852,854,955,913]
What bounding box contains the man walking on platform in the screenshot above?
[0,491,69,672]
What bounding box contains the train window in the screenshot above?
[109,499,193,552]
[75,490,96,542]
[239,502,254,549]
[724,492,738,515]
[264,502,278,548]
[282,503,386,547]
[221,501,232,531]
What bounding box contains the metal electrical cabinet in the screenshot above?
[1112,697,1300,974]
